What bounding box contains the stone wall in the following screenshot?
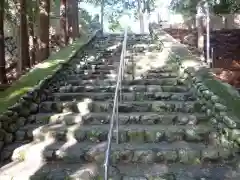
[209,14,240,30]
[150,25,240,153]
[163,28,198,48]
[163,27,240,68]
[205,29,240,68]
[0,32,97,161]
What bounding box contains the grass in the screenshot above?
[0,32,95,113]
[200,72,240,119]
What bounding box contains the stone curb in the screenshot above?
[184,68,240,147]
[0,30,99,161]
[150,26,240,148]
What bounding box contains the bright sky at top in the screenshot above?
[80,0,184,33]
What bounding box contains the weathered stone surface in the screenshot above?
[1,32,240,180]
[35,124,215,144]
[202,148,219,160]
[80,113,206,125]
[16,117,27,127]
[6,123,18,133]
[223,115,238,129]
[214,103,227,112]
[65,78,185,87]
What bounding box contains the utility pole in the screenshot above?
[204,0,210,65]
[100,0,104,34]
[196,0,211,66]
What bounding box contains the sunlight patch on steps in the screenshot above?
[70,163,99,179]
[178,59,201,77]
[76,98,93,116]
[18,140,54,162]
[0,140,98,179]
[135,49,171,73]
[49,112,83,125]
[106,42,121,51]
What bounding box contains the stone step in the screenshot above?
[71,56,164,67]
[106,163,240,180]
[0,161,100,180]
[2,161,239,180]
[32,112,207,126]
[79,64,179,71]
[65,68,180,76]
[38,100,200,113]
[0,141,31,162]
[32,124,219,144]
[73,59,121,67]
[50,92,196,101]
[14,124,46,142]
[12,141,238,164]
[72,65,179,73]
[65,72,179,80]
[62,78,186,86]
[56,85,190,93]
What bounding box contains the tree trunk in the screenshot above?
[67,0,80,40]
[137,0,144,33]
[0,0,7,84]
[20,0,30,71]
[72,0,80,38]
[75,0,80,37]
[60,0,68,45]
[28,6,36,67]
[67,0,73,42]
[38,0,50,61]
[197,15,204,53]
[16,26,22,77]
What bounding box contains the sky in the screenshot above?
[80,0,181,33]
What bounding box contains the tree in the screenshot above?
[72,0,80,38]
[82,0,156,32]
[0,0,86,86]
[28,0,38,66]
[137,0,144,33]
[169,0,240,16]
[169,0,240,53]
[20,0,30,71]
[60,0,68,45]
[67,0,80,41]
[38,0,50,61]
[0,0,7,84]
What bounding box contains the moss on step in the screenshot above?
[0,32,96,114]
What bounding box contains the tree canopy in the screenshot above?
[169,0,240,16]
[81,0,157,31]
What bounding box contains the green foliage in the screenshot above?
[4,0,39,27]
[81,0,157,31]
[213,0,240,14]
[4,0,18,25]
[108,17,121,31]
[169,0,198,17]
[169,0,240,16]
[79,8,92,24]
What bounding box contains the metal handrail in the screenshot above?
[104,26,128,180]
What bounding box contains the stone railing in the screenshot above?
[150,24,240,150]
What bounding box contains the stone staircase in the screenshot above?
[0,33,239,180]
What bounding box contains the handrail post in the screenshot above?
[104,26,128,180]
[116,97,119,144]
